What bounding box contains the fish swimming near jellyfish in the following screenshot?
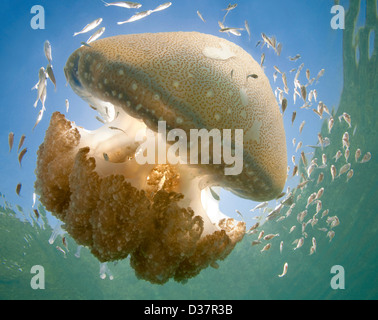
[278,262,288,277]
[46,64,56,90]
[197,10,206,23]
[16,183,22,196]
[74,18,103,36]
[101,1,142,9]
[44,40,52,64]
[245,20,251,40]
[18,148,27,167]
[87,27,106,44]
[260,243,271,253]
[118,10,153,24]
[8,132,14,152]
[152,2,172,13]
[17,134,26,153]
[360,152,371,164]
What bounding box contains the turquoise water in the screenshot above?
[0,0,377,299]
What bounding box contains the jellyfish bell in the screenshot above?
[35,32,287,284]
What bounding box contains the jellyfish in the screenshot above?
[34,32,287,284]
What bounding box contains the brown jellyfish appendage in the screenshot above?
[35,112,245,284]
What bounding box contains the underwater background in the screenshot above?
[0,0,377,299]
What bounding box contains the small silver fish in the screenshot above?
[18,148,27,167]
[292,165,298,177]
[247,74,258,80]
[291,112,297,126]
[260,243,271,253]
[294,237,304,250]
[274,65,282,74]
[297,210,307,223]
[17,134,26,153]
[327,216,340,229]
[289,54,301,61]
[289,226,296,234]
[258,230,265,240]
[307,163,316,178]
[316,69,325,82]
[248,222,260,233]
[327,230,335,242]
[281,98,287,114]
[65,99,69,113]
[317,172,324,185]
[33,108,45,131]
[87,27,106,44]
[16,183,22,196]
[338,163,351,177]
[346,169,354,182]
[296,141,303,153]
[330,165,337,181]
[276,43,282,56]
[152,2,172,12]
[355,149,361,162]
[306,192,317,208]
[316,187,324,200]
[222,3,238,23]
[44,40,52,63]
[250,202,268,211]
[245,20,251,40]
[300,85,307,101]
[342,112,352,128]
[101,1,142,9]
[8,132,14,152]
[342,132,350,148]
[197,10,206,23]
[333,150,342,162]
[360,152,372,164]
[263,234,279,241]
[260,53,265,67]
[278,262,288,278]
[282,72,288,89]
[328,117,334,134]
[33,67,47,108]
[56,245,67,258]
[299,121,305,134]
[316,200,322,214]
[321,209,329,219]
[46,64,56,90]
[118,10,152,24]
[318,133,324,150]
[345,148,350,162]
[74,18,103,36]
[252,240,261,246]
[321,153,327,167]
[306,69,310,81]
